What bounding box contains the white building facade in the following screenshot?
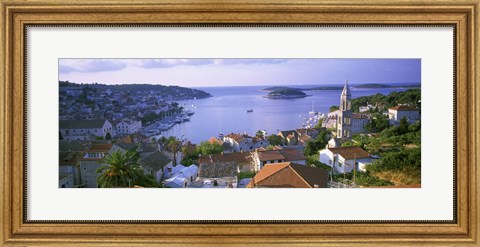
[388,105,420,122]
[60,119,114,140]
[115,119,142,135]
[319,146,373,174]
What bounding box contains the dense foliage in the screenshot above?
[329,89,421,113]
[304,129,330,156]
[332,171,394,187]
[96,150,159,188]
[181,141,223,167]
[237,171,256,180]
[267,134,284,146]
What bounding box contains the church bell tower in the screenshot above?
[337,80,352,138]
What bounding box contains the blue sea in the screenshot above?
[162,84,418,144]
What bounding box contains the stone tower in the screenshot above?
[337,80,352,138]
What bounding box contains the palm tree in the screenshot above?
[164,136,182,166]
[96,150,143,188]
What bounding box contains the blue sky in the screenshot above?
[59,58,421,87]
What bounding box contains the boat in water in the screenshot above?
[247,109,253,113]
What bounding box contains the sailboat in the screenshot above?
[309,98,318,115]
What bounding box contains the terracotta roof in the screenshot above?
[59,119,110,129]
[198,151,252,165]
[208,137,224,145]
[86,143,113,153]
[258,152,285,161]
[388,105,418,111]
[279,149,306,161]
[247,162,329,188]
[328,146,370,159]
[225,133,247,143]
[122,135,133,144]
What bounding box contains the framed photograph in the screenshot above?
[1,0,478,246]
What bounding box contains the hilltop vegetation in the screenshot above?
[329,88,421,113]
[342,118,421,186]
[351,89,421,112]
[265,89,309,99]
[60,81,212,100]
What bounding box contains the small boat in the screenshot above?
[247,109,253,113]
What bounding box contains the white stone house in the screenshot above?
[251,148,306,172]
[388,105,420,122]
[60,119,113,140]
[223,133,269,152]
[319,146,373,174]
[163,165,199,188]
[115,119,142,136]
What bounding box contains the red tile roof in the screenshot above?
[198,151,252,165]
[328,146,370,160]
[388,105,418,111]
[279,148,306,161]
[247,162,329,188]
[86,143,113,153]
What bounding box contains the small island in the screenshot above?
[264,89,310,99]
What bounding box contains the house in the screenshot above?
[60,119,113,140]
[78,143,113,188]
[319,146,373,174]
[198,151,251,177]
[246,162,329,188]
[163,165,199,188]
[223,133,269,152]
[250,148,306,172]
[115,119,142,136]
[59,151,84,187]
[359,103,376,113]
[351,113,370,134]
[277,130,298,146]
[138,151,173,182]
[388,105,420,122]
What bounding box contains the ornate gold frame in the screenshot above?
[1,0,479,246]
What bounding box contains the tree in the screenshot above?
[329,105,339,112]
[267,135,284,146]
[164,136,182,166]
[256,130,265,138]
[365,114,390,132]
[314,119,323,130]
[196,141,223,156]
[96,150,143,188]
[397,117,409,135]
[304,129,329,156]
